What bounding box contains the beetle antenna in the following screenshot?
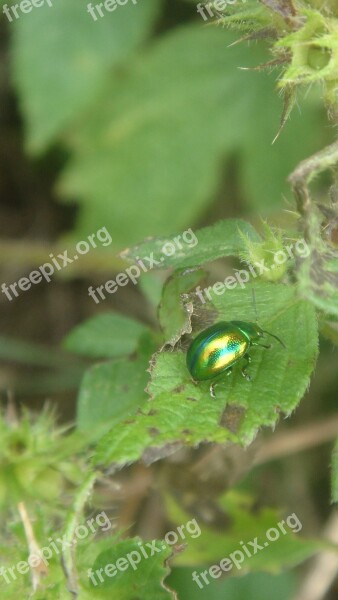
[251,285,285,347]
[262,329,286,349]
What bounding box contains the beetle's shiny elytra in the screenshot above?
[186,320,285,397]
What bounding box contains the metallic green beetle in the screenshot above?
[186,320,285,398]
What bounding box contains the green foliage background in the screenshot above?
[1,1,338,599]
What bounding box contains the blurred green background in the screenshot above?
[0,1,337,599]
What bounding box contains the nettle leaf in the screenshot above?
[58,26,327,247]
[11,0,162,153]
[140,272,165,309]
[79,537,175,600]
[71,313,158,433]
[121,219,261,270]
[94,283,318,468]
[76,334,155,432]
[63,313,149,358]
[165,492,332,571]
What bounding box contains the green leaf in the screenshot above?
[76,351,150,433]
[64,313,149,358]
[139,272,165,308]
[94,283,318,468]
[159,268,205,347]
[120,219,261,270]
[11,0,162,152]
[58,26,329,248]
[79,537,174,600]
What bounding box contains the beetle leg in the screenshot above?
[210,382,217,399]
[241,355,252,381]
[252,342,271,349]
[210,367,233,399]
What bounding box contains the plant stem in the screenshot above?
[61,472,97,598]
[0,240,123,276]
